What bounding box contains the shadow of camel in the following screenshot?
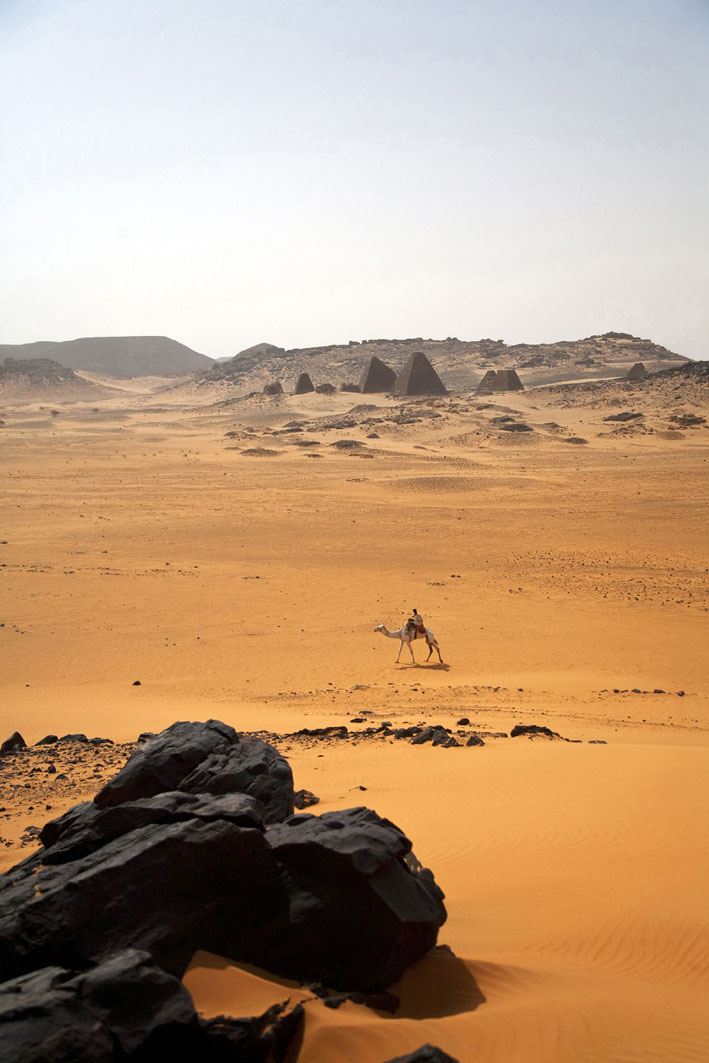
[398,661,450,671]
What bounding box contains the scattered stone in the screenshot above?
[603,411,644,422]
[466,735,485,747]
[132,680,141,686]
[293,789,320,809]
[384,1045,460,1063]
[456,717,470,726]
[510,724,560,739]
[35,735,58,746]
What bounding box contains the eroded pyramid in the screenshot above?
[359,356,396,393]
[394,351,446,396]
[625,362,648,381]
[295,373,315,394]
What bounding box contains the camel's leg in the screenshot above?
[435,642,443,663]
[407,640,416,664]
[426,643,433,661]
[396,640,403,663]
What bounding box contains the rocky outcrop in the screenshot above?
[0,948,304,1062]
[0,721,446,996]
[93,720,294,824]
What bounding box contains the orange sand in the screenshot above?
[1,382,707,1061]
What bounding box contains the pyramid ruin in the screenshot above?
[625,362,649,381]
[475,369,524,395]
[475,370,499,395]
[394,351,447,396]
[359,355,396,393]
[295,372,315,394]
[263,381,283,396]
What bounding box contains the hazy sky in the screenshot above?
[1,0,707,359]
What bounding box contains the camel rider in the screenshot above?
[412,609,430,644]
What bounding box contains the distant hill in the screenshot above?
[187,332,689,395]
[0,336,213,378]
[0,357,115,400]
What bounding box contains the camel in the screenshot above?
[374,621,443,664]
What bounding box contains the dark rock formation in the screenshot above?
[466,735,485,747]
[359,355,396,393]
[0,948,304,1062]
[94,720,293,825]
[258,807,446,989]
[394,352,446,396]
[1,732,26,755]
[293,789,320,809]
[625,362,649,381]
[604,411,644,422]
[0,722,445,994]
[499,422,532,432]
[315,383,336,394]
[294,372,315,394]
[510,724,560,739]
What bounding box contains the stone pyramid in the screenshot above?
[295,372,315,394]
[495,369,524,392]
[625,362,648,381]
[394,351,446,396]
[359,356,396,393]
[476,370,499,395]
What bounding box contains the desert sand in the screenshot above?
[1,376,708,1062]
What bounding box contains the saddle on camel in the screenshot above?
[408,608,431,645]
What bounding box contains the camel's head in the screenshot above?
[373,624,385,633]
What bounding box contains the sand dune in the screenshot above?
[1,379,707,1061]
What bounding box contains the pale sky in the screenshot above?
[1,0,707,359]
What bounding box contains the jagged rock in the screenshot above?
[58,734,88,744]
[384,1045,460,1062]
[466,735,485,747]
[1,732,26,756]
[293,789,320,809]
[411,727,450,746]
[93,720,293,825]
[0,949,304,1062]
[359,356,396,393]
[0,815,284,980]
[257,807,446,989]
[394,352,446,396]
[294,372,314,394]
[39,791,265,865]
[510,724,560,739]
[35,735,58,746]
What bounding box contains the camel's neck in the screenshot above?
[382,627,404,639]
